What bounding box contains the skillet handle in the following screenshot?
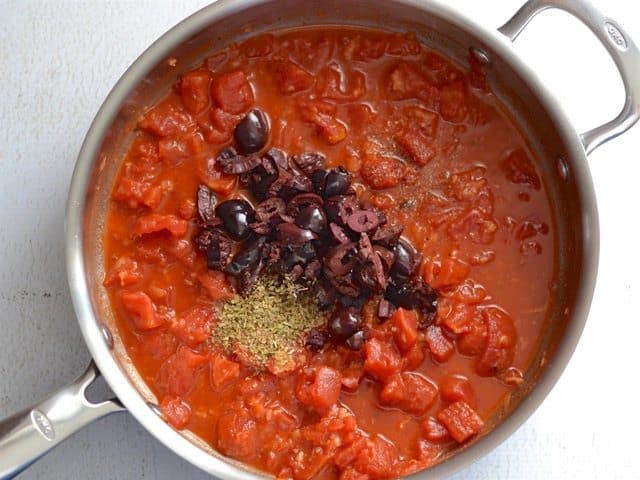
[499,0,640,154]
[0,361,124,479]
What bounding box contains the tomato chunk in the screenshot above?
[155,345,208,396]
[476,307,516,376]
[300,100,348,144]
[211,70,254,114]
[159,395,192,429]
[352,435,399,478]
[388,62,439,108]
[180,69,210,114]
[364,338,402,381]
[133,214,189,238]
[425,325,454,363]
[392,307,418,353]
[216,407,258,459]
[296,365,342,412]
[103,256,141,287]
[120,291,162,330]
[379,372,438,415]
[170,306,214,347]
[361,156,406,190]
[138,100,194,138]
[431,258,470,289]
[437,400,484,443]
[210,353,241,390]
[421,417,451,443]
[502,148,541,190]
[275,61,314,94]
[396,127,436,165]
[440,374,477,408]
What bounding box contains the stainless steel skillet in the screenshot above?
[1,0,638,478]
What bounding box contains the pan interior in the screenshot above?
[77,0,592,476]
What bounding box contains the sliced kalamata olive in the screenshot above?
[219,154,262,174]
[280,175,313,200]
[414,280,438,328]
[286,193,323,219]
[254,197,286,222]
[384,278,418,310]
[358,233,386,291]
[263,147,289,170]
[224,236,265,276]
[329,222,350,244]
[372,224,403,247]
[347,209,381,233]
[311,169,329,195]
[303,260,322,280]
[197,185,217,223]
[293,152,326,175]
[325,243,357,276]
[354,262,377,290]
[296,205,327,234]
[378,299,396,319]
[248,167,278,201]
[390,237,420,278]
[325,195,358,226]
[328,308,361,341]
[338,291,370,309]
[217,147,238,162]
[373,245,395,271]
[234,109,269,154]
[196,229,233,269]
[215,199,255,240]
[323,167,351,198]
[345,330,365,350]
[305,328,327,352]
[276,222,318,245]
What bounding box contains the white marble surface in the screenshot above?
[1,0,639,478]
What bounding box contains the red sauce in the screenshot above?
[103,28,554,479]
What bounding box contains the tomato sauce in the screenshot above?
[103,27,554,479]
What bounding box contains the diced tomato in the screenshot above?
[446,208,498,244]
[200,107,238,144]
[501,148,541,190]
[120,291,163,330]
[437,400,484,443]
[379,372,438,415]
[476,307,516,376]
[103,256,141,287]
[351,436,399,478]
[405,106,439,137]
[129,137,160,164]
[396,127,436,165]
[180,69,210,114]
[402,342,426,370]
[441,303,475,334]
[211,70,254,114]
[198,271,234,301]
[425,325,454,363]
[430,258,470,289]
[155,345,208,396]
[440,374,477,408]
[210,353,241,390]
[159,395,192,429]
[295,365,342,412]
[142,331,177,360]
[339,468,369,480]
[453,280,487,304]
[388,62,439,108]
[421,417,451,443]
[300,100,348,144]
[216,407,258,459]
[158,133,203,164]
[392,308,418,353]
[140,183,165,208]
[275,61,314,94]
[439,80,467,122]
[170,306,214,347]
[364,338,402,381]
[178,198,196,220]
[355,36,387,60]
[457,315,488,356]
[133,214,189,238]
[138,99,194,138]
[360,156,406,190]
[341,363,365,391]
